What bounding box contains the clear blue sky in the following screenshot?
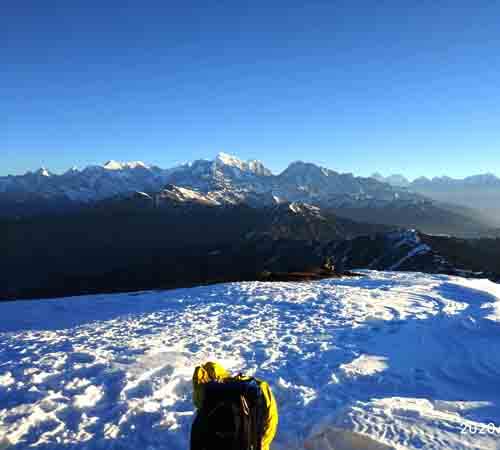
[3,0,500,178]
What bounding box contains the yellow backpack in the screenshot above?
[192,362,278,450]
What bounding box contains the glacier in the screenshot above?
[1,271,500,449]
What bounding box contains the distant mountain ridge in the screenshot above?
[371,172,410,187]
[2,152,498,236]
[372,171,500,226]
[372,171,500,187]
[0,152,422,212]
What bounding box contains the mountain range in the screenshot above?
[373,171,500,226]
[1,152,498,236]
[3,153,500,301]
[1,152,413,207]
[372,171,500,188]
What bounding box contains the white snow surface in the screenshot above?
[102,161,149,171]
[215,152,271,176]
[1,271,500,449]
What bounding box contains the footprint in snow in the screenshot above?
[68,352,96,365]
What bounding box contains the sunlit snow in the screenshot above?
[1,271,500,449]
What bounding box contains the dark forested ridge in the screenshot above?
[1,203,387,300]
[3,199,500,301]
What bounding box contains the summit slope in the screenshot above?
[1,271,500,449]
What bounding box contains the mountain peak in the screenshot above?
[103,160,123,170]
[103,160,149,170]
[215,152,243,166]
[370,173,410,187]
[214,152,272,176]
[34,167,51,177]
[282,161,333,178]
[65,166,79,174]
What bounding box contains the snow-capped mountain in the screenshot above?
[371,172,410,187]
[0,160,171,202]
[101,160,151,171]
[166,155,420,207]
[214,152,272,176]
[3,154,497,236]
[161,153,276,204]
[0,153,423,216]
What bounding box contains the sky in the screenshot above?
[3,0,500,179]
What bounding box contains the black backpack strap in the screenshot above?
[235,377,266,450]
[191,378,267,450]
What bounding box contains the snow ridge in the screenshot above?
[0,152,422,212]
[103,160,149,171]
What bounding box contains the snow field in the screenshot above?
[1,271,500,449]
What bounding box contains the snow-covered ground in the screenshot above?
[1,271,500,450]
